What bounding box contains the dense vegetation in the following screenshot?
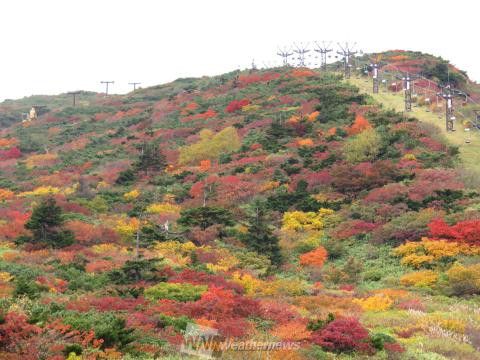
[0,57,479,359]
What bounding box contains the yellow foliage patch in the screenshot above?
[146,202,181,215]
[123,189,140,200]
[353,294,393,312]
[400,270,438,288]
[282,208,334,232]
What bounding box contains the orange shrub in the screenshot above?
[307,111,320,122]
[347,114,372,136]
[298,138,314,147]
[271,322,312,341]
[0,189,14,201]
[299,246,328,268]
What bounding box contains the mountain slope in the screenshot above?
[0,61,479,359]
[348,76,480,177]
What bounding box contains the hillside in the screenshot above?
[0,58,480,359]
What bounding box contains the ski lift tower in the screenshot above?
[395,73,421,112]
[437,84,467,132]
[277,47,293,67]
[314,41,333,70]
[293,42,310,67]
[473,109,480,130]
[336,42,357,79]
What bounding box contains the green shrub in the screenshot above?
[144,282,207,302]
[13,276,48,299]
[59,311,135,349]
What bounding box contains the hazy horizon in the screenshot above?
[1,0,478,101]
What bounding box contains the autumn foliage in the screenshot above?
[299,246,328,268]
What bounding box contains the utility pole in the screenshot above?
[67,91,81,106]
[337,42,357,79]
[293,42,310,67]
[314,41,333,70]
[129,82,141,91]
[395,73,420,112]
[100,81,114,97]
[277,47,293,66]
[437,84,467,132]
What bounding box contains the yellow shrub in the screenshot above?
[153,240,197,266]
[146,202,181,214]
[19,186,60,197]
[96,181,110,190]
[92,243,119,254]
[400,254,435,268]
[400,270,438,288]
[231,272,264,295]
[282,208,334,233]
[353,294,393,311]
[242,104,261,112]
[62,183,79,196]
[123,189,140,200]
[260,278,307,296]
[419,314,466,334]
[402,153,417,161]
[394,238,468,268]
[444,263,480,295]
[0,272,13,283]
[115,217,140,238]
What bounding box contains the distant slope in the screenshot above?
[348,76,480,177]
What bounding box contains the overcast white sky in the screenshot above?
[0,0,478,101]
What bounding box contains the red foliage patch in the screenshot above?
[170,269,243,293]
[311,317,373,354]
[429,218,480,246]
[225,99,250,113]
[0,147,22,160]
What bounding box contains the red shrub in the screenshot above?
[311,317,374,354]
[429,218,480,246]
[0,147,22,160]
[225,99,250,113]
[170,269,243,294]
[0,312,41,352]
[183,287,262,320]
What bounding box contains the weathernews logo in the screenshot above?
[180,323,300,359]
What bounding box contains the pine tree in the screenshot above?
[135,142,166,175]
[242,200,282,265]
[22,197,74,248]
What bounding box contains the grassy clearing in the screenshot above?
[348,77,480,177]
